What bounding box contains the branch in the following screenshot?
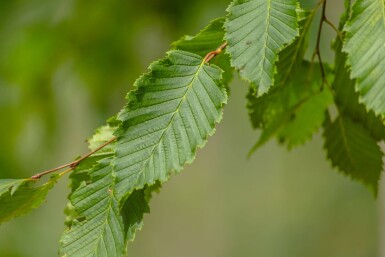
[30,42,228,180]
[312,0,330,90]
[204,42,228,63]
[31,137,116,179]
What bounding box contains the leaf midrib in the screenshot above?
[337,117,357,170]
[126,60,206,193]
[257,0,273,89]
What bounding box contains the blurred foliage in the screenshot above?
[0,0,381,256]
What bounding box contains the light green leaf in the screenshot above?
[323,115,383,195]
[0,179,25,196]
[343,0,385,115]
[172,17,233,85]
[225,0,299,95]
[60,157,125,257]
[88,125,116,155]
[0,175,60,224]
[248,61,333,152]
[333,3,385,142]
[114,50,227,200]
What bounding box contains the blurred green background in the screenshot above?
[0,0,382,256]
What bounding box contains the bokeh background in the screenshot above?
[0,0,383,256]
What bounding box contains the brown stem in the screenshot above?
[31,137,117,180]
[312,0,330,90]
[204,42,228,63]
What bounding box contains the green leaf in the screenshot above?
[172,17,233,86]
[225,0,299,95]
[343,0,385,115]
[0,175,60,224]
[114,50,227,200]
[0,179,25,196]
[275,8,314,85]
[122,182,160,242]
[63,123,117,232]
[248,61,333,152]
[323,115,383,195]
[122,190,149,242]
[62,123,158,255]
[64,124,117,227]
[69,124,117,194]
[333,4,385,142]
[88,125,116,155]
[247,10,330,151]
[60,157,126,257]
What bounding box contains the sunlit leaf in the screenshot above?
[343,0,385,115]
[113,50,227,200]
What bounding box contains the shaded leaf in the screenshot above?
[248,61,333,152]
[0,175,60,224]
[323,115,383,195]
[172,17,233,86]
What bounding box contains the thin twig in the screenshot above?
[204,42,228,63]
[312,0,329,90]
[31,137,117,179]
[324,18,343,42]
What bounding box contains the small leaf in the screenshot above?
[0,175,60,224]
[0,179,25,196]
[122,190,150,242]
[323,115,383,195]
[225,0,299,95]
[248,61,333,152]
[122,182,160,243]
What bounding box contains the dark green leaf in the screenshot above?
[0,175,60,224]
[323,115,383,195]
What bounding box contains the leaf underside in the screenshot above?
[225,0,299,95]
[343,0,385,115]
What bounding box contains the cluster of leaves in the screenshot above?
[1,0,385,256]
